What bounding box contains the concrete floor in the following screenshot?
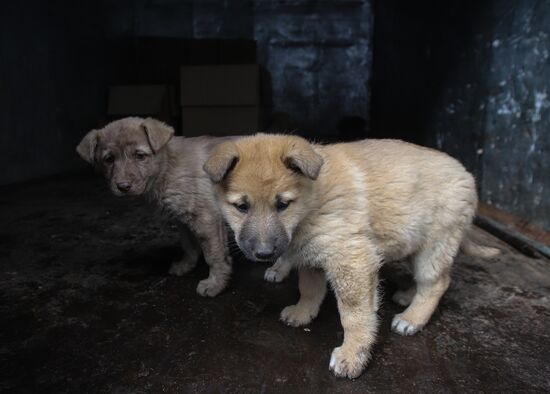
[1,173,549,393]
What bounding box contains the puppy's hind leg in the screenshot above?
[392,285,416,307]
[391,230,462,336]
[169,226,200,276]
[392,258,416,306]
[264,256,293,283]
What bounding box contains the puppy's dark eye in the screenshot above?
[103,155,114,164]
[276,200,291,212]
[135,151,147,161]
[233,202,249,214]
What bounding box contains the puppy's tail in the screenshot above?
[460,233,500,259]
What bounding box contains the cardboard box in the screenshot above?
[181,106,260,136]
[107,85,175,122]
[180,65,260,106]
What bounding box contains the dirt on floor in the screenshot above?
[1,173,549,393]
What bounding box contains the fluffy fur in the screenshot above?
[204,133,499,378]
[77,117,236,297]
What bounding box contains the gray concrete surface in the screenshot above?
[1,174,549,392]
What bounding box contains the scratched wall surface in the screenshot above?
[253,1,372,133]
[433,1,550,230]
[480,1,550,230]
[371,0,550,230]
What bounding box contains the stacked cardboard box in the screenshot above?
[180,65,261,136]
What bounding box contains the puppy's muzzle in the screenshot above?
[239,216,289,262]
[242,236,288,262]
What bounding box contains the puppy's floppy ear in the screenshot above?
[204,142,239,183]
[76,129,100,164]
[141,118,174,153]
[283,138,324,180]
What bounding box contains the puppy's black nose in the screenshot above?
[254,244,275,260]
[116,181,132,192]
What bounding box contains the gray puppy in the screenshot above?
[76,116,237,297]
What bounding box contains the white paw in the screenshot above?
[280,304,317,327]
[391,315,423,336]
[196,277,227,298]
[168,257,197,276]
[329,346,367,379]
[264,267,286,283]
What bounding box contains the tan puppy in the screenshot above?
[77,117,237,297]
[204,134,498,378]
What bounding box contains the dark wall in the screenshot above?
[254,1,372,134]
[0,2,120,184]
[127,0,373,134]
[0,0,373,185]
[371,0,550,230]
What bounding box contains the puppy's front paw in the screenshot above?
[264,267,286,283]
[196,277,227,298]
[280,304,317,327]
[168,257,197,276]
[391,314,423,336]
[329,346,367,379]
